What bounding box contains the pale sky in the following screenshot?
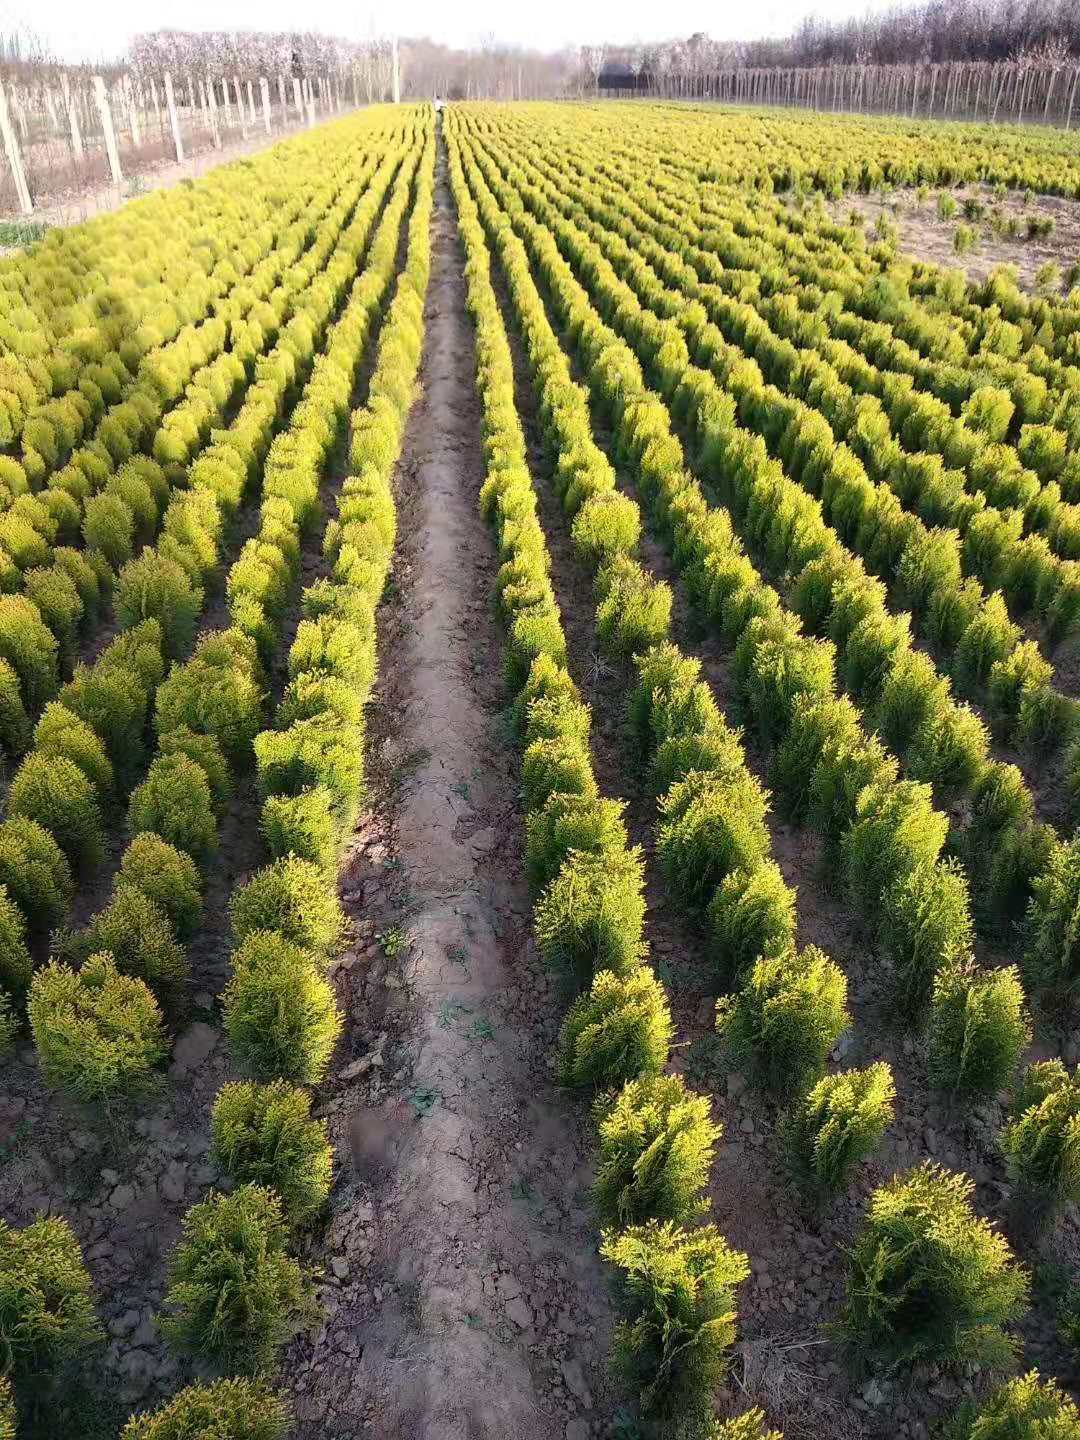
[6,0,899,62]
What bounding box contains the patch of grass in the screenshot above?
[378,925,408,958]
[0,219,47,247]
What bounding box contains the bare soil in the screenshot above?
[833,183,1080,290]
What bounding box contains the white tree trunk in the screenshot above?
[0,84,32,213]
[163,72,183,163]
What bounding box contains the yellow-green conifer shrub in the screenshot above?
[706,861,797,987]
[0,594,59,711]
[960,1371,1080,1440]
[595,555,673,658]
[524,791,629,896]
[717,946,850,1097]
[521,733,598,814]
[534,846,646,993]
[211,1080,332,1227]
[115,833,204,943]
[0,1375,13,1440]
[260,790,339,875]
[0,659,30,757]
[657,770,771,912]
[1001,1061,1080,1236]
[158,727,231,813]
[8,752,104,872]
[594,1074,719,1228]
[839,1162,1029,1371]
[0,1215,101,1381]
[223,931,341,1084]
[60,885,188,1018]
[0,816,73,934]
[0,988,16,1057]
[603,1220,749,1424]
[879,856,974,1018]
[705,1412,783,1440]
[558,967,672,1091]
[842,778,948,913]
[154,643,264,769]
[119,1378,289,1440]
[128,754,218,861]
[82,492,135,569]
[230,857,342,959]
[0,884,31,1002]
[59,662,150,772]
[928,960,1031,1100]
[160,1185,311,1373]
[570,490,641,568]
[117,553,202,659]
[782,1062,895,1204]
[1024,836,1080,1002]
[33,702,114,798]
[28,953,166,1107]
[254,717,365,824]
[24,564,83,662]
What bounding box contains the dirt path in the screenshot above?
[281,131,612,1440]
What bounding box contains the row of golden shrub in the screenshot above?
[458,106,1080,1434]
[0,108,407,465]
[134,116,436,1419]
[466,114,1080,1020]
[449,118,749,1432]
[221,134,431,1096]
[0,113,434,1440]
[482,110,1080,679]
[477,115,1079,775]
[550,151,1080,628]
[0,144,391,767]
[0,138,419,1108]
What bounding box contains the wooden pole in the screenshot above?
[126,76,141,147]
[93,74,123,184]
[0,84,32,214]
[163,72,184,163]
[61,72,83,160]
[205,79,221,149]
[234,75,247,137]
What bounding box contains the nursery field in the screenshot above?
[4,97,1080,1440]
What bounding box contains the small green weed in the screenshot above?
[408,1086,440,1116]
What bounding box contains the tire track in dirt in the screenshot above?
[299,126,613,1440]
